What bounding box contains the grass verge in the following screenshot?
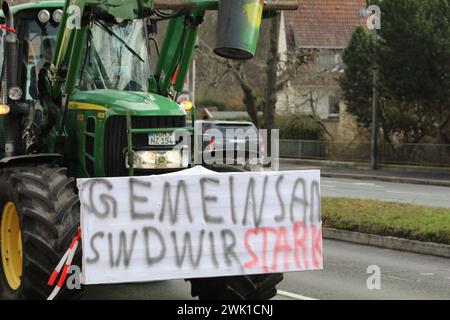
[322,197,450,245]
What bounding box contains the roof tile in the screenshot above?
[285,0,368,49]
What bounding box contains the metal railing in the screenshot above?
[279,140,450,167]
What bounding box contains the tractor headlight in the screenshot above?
[179,100,193,111]
[134,151,157,169]
[38,10,51,24]
[0,104,10,115]
[127,150,186,169]
[164,150,183,168]
[8,87,22,101]
[53,9,63,23]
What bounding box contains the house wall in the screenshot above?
[324,102,370,143]
[277,83,369,143]
[276,84,339,119]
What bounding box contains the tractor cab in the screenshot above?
[78,18,151,92]
[0,2,153,101]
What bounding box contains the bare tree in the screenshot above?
[196,40,264,127]
[293,90,333,138]
[196,14,308,129]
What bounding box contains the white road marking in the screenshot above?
[388,275,411,282]
[277,290,317,300]
[421,273,435,276]
[354,182,377,186]
[385,190,428,196]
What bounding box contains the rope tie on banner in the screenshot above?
[0,25,16,33]
[47,227,81,300]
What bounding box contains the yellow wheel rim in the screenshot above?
[1,202,23,290]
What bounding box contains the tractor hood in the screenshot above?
[69,90,186,117]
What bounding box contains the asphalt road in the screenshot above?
[83,239,450,300]
[278,162,450,208]
[278,239,450,300]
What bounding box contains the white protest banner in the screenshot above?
[78,166,322,285]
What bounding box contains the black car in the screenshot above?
[188,120,265,168]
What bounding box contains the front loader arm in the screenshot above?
[153,11,203,97]
[50,0,298,99]
[153,0,298,10]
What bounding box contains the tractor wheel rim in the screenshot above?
[1,202,23,290]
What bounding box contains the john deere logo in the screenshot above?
[157,155,167,164]
[244,0,264,28]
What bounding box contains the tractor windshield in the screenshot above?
[22,19,59,101]
[79,19,151,92]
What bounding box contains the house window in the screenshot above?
[328,96,340,119]
[317,51,334,72]
[316,50,343,72]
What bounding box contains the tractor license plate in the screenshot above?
[148,132,176,146]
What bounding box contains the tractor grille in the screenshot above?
[104,115,186,177]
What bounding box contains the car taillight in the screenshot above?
[206,136,216,152]
[259,137,265,154]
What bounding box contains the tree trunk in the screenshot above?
[264,13,281,131]
[263,13,281,159]
[228,61,261,129]
[437,106,450,143]
[239,77,260,129]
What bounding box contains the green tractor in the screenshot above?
[0,0,297,300]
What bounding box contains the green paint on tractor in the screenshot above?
[0,0,298,300]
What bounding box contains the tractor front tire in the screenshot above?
[189,273,283,300]
[0,164,81,300]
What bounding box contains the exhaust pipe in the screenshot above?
[2,1,20,157]
[2,1,18,93]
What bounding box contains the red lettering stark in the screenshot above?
[272,226,292,272]
[243,221,322,273]
[293,221,309,269]
[311,224,323,269]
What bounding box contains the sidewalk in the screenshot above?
[280,158,450,187]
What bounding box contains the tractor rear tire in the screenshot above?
[0,164,81,300]
[189,273,283,300]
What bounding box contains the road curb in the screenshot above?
[320,172,450,187]
[279,158,450,187]
[280,157,450,174]
[323,228,450,258]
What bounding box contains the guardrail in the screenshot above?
[279,140,450,167]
